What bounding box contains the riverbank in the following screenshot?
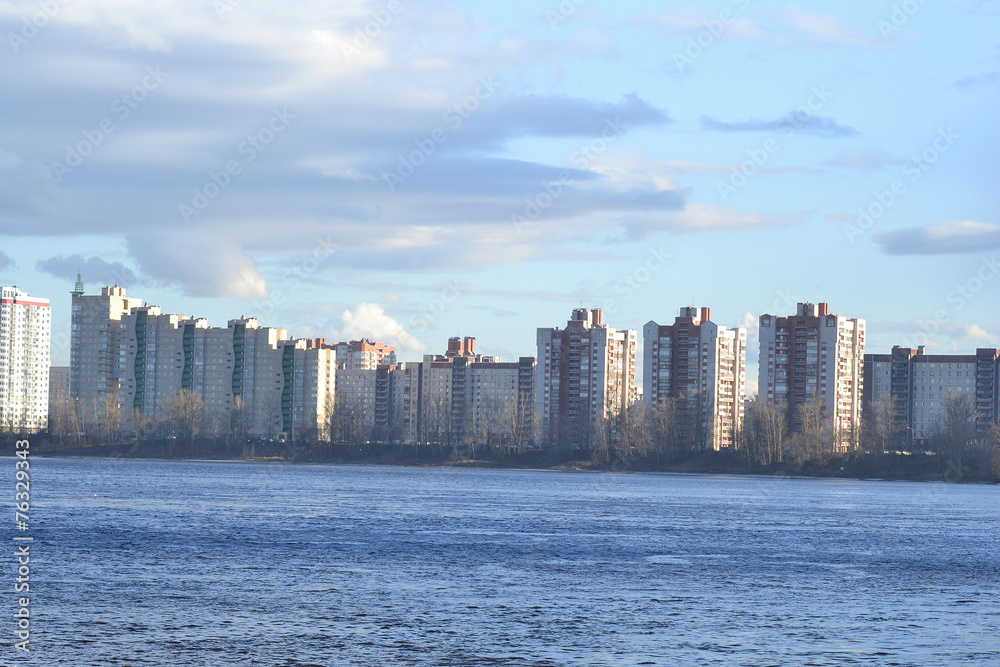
[11,436,999,484]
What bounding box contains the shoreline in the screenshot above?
[17,444,999,485]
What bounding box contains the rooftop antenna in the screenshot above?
[71,272,84,297]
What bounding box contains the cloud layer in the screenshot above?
[876,221,1000,255]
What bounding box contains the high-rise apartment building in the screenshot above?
[536,308,637,448]
[0,286,51,432]
[70,280,142,425]
[864,346,999,445]
[395,337,535,446]
[759,302,865,451]
[116,305,336,440]
[335,339,396,370]
[643,307,746,450]
[49,366,71,403]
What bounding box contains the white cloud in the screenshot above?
[876,221,1000,255]
[737,311,760,397]
[127,233,268,299]
[780,6,884,48]
[638,8,766,39]
[956,323,1000,346]
[339,302,426,352]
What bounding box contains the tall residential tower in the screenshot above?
[536,308,637,448]
[759,302,865,451]
[0,286,51,432]
[643,307,746,450]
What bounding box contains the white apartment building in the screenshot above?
[759,302,866,451]
[0,286,51,432]
[643,307,747,450]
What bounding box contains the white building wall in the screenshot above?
[0,287,51,432]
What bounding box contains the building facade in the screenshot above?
[394,337,535,447]
[116,305,336,440]
[864,346,999,445]
[335,339,396,370]
[536,308,638,448]
[643,307,747,450]
[759,302,865,451]
[0,286,51,432]
[70,281,143,426]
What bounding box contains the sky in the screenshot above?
[1,0,998,394]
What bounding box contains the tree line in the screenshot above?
[11,389,1000,481]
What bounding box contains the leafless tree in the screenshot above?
[648,398,679,463]
[618,400,648,458]
[164,389,205,449]
[741,396,788,466]
[231,395,248,445]
[102,392,124,445]
[790,394,831,463]
[130,408,151,442]
[332,393,364,445]
[862,392,900,455]
[931,393,978,461]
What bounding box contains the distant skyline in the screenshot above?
[1,0,998,393]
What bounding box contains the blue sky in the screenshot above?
[1,0,998,392]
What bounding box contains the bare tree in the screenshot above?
[618,400,648,458]
[231,395,248,446]
[130,408,151,442]
[862,392,900,455]
[48,394,78,444]
[741,396,788,466]
[788,394,831,463]
[931,393,978,461]
[332,393,364,445]
[164,389,205,450]
[103,392,124,445]
[648,398,679,463]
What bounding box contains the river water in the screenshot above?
[8,458,1000,665]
